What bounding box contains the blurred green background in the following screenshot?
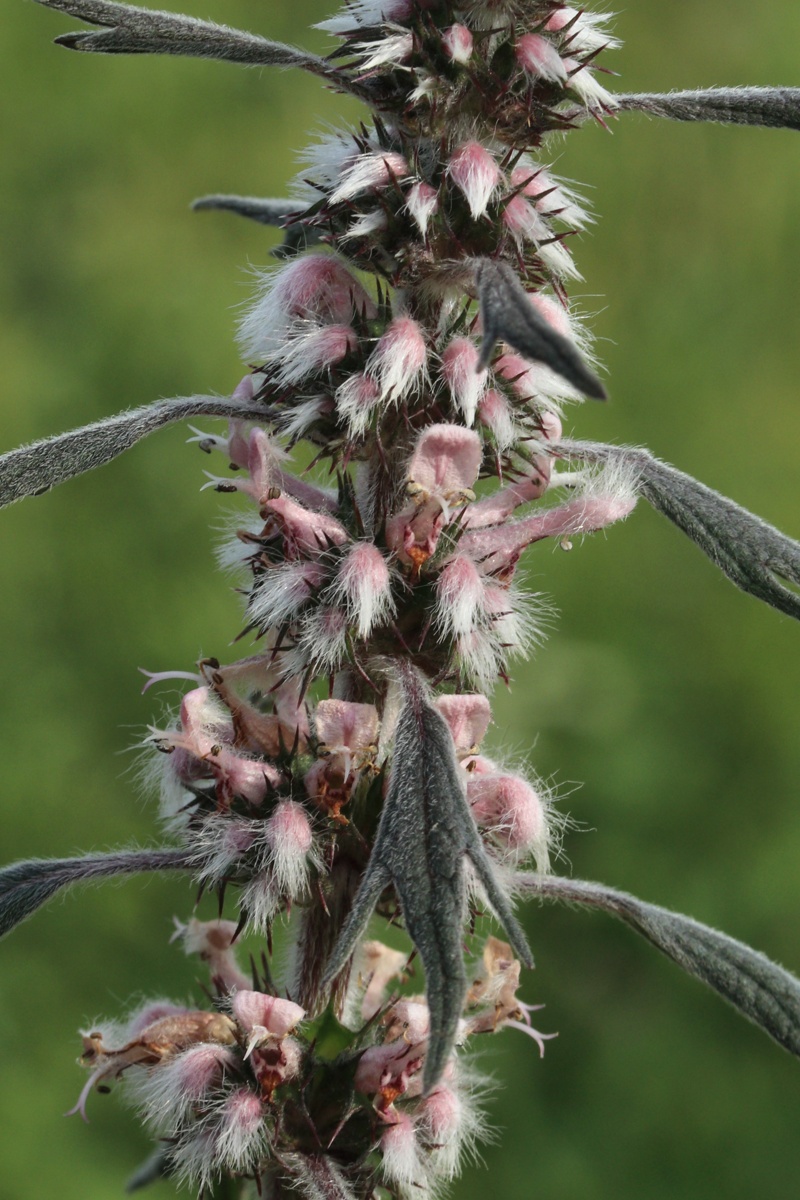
[2,2,800,1197]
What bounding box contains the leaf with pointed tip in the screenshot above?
[0,848,193,938]
[191,194,319,256]
[34,0,365,96]
[557,440,800,620]
[0,393,265,510]
[191,195,302,227]
[518,873,800,1059]
[322,668,532,1093]
[613,88,800,132]
[474,259,607,399]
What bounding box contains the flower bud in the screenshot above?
[442,24,473,63]
[448,141,502,219]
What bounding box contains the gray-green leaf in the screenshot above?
[557,440,800,620]
[518,873,800,1058]
[614,87,800,132]
[0,394,264,509]
[322,667,532,1093]
[0,848,192,938]
[474,259,607,399]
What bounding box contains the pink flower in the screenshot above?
[380,1112,424,1190]
[502,192,548,242]
[335,370,382,437]
[462,460,552,531]
[250,1036,304,1097]
[261,493,349,555]
[232,989,305,1044]
[478,387,517,451]
[435,553,486,639]
[215,1088,266,1172]
[385,425,482,568]
[240,253,376,357]
[274,323,358,386]
[314,699,380,759]
[305,699,379,819]
[435,693,492,755]
[330,151,410,204]
[263,799,315,895]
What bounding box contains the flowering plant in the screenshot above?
[3,1,800,1196]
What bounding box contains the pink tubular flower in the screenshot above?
[435,693,491,756]
[251,1036,304,1098]
[232,990,306,1048]
[447,141,502,219]
[135,1041,238,1132]
[335,370,382,437]
[459,478,637,576]
[478,387,517,452]
[274,323,358,386]
[314,699,380,761]
[215,1088,267,1172]
[441,336,487,426]
[305,699,379,818]
[406,425,483,501]
[261,493,349,555]
[510,164,590,229]
[366,315,428,402]
[380,1112,424,1191]
[385,425,482,567]
[405,180,439,237]
[441,23,473,63]
[462,459,552,530]
[249,559,327,632]
[155,686,282,806]
[502,192,548,243]
[516,34,568,83]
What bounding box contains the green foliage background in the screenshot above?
[2,3,800,1197]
